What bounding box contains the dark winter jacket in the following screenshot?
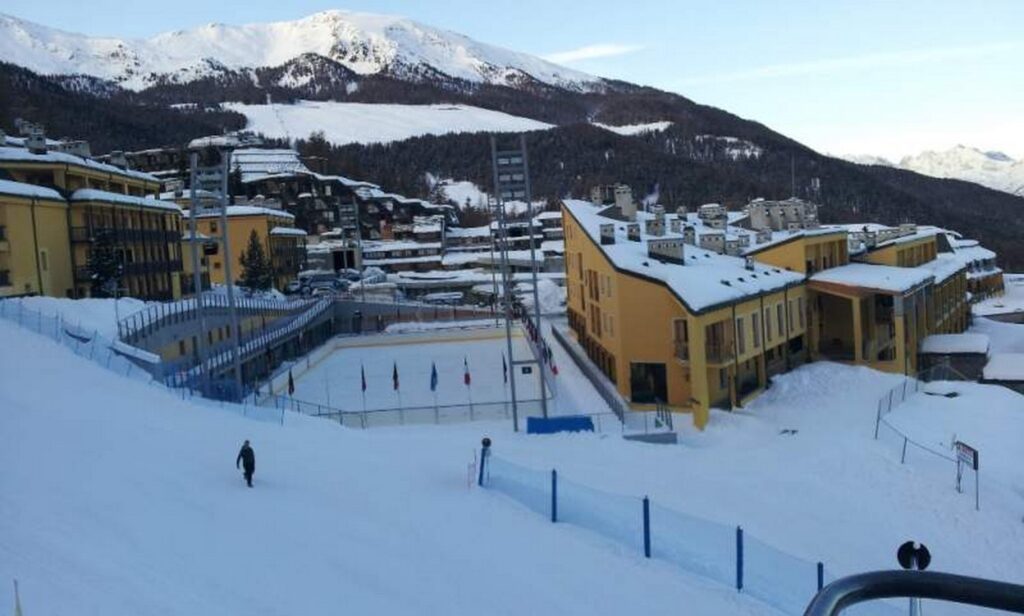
[236,445,255,471]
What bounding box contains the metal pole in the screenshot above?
[489,214,499,326]
[491,137,519,432]
[520,134,548,419]
[353,197,366,304]
[188,153,209,392]
[218,151,243,398]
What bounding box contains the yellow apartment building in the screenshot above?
[0,179,74,297]
[180,206,306,291]
[563,198,978,429]
[0,145,184,300]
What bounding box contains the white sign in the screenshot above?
[955,441,978,470]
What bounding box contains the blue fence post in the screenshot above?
[817,561,825,592]
[477,447,488,487]
[551,469,558,523]
[736,526,744,591]
[642,496,651,558]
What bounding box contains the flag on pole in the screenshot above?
[463,357,471,386]
[287,370,295,396]
[14,579,23,616]
[502,353,508,384]
[392,361,400,391]
[361,364,367,392]
[430,362,438,392]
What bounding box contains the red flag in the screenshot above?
[551,362,559,376]
[392,361,399,391]
[463,356,471,386]
[361,364,367,392]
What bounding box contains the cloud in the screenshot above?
[543,43,643,64]
[677,41,1023,86]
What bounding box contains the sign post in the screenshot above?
[955,441,979,511]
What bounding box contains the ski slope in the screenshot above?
[3,305,1024,615]
[0,318,768,615]
[224,101,553,145]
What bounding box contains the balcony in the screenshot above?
[673,340,690,362]
[705,341,734,365]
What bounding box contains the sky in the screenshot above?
[4,0,1023,160]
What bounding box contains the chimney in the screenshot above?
[26,130,47,155]
[899,223,917,236]
[650,204,665,218]
[645,217,665,237]
[744,256,755,271]
[626,223,641,242]
[599,223,615,245]
[108,150,128,169]
[58,140,92,158]
[676,205,688,217]
[615,184,635,220]
[648,238,685,265]
[669,218,682,234]
[683,225,696,245]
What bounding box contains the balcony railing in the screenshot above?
[71,226,182,244]
[705,341,734,364]
[673,340,690,361]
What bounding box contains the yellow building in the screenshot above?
[563,199,806,428]
[563,199,978,429]
[0,179,74,297]
[180,206,306,292]
[0,144,185,300]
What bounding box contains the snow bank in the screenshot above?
[5,296,148,338]
[983,353,1024,381]
[920,333,989,355]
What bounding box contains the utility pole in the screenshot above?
[187,153,209,393]
[218,150,243,399]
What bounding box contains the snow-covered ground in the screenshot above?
[971,315,1024,353]
[593,121,673,136]
[4,300,1023,615]
[430,176,543,215]
[0,318,768,616]
[224,101,553,146]
[3,296,147,338]
[973,273,1024,317]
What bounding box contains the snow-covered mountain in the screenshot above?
[0,10,602,91]
[844,146,1024,197]
[899,146,1024,197]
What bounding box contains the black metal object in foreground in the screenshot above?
[803,570,1024,615]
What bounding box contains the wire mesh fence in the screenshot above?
[482,453,903,615]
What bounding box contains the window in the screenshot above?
[719,368,728,390]
[752,312,761,348]
[788,300,795,331]
[765,308,772,342]
[736,316,746,354]
[40,250,49,271]
[178,340,186,355]
[777,304,785,335]
[798,297,806,328]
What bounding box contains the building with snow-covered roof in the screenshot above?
[747,197,820,232]
[0,179,74,298]
[180,206,305,292]
[560,195,985,429]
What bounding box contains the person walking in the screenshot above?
[236,440,255,487]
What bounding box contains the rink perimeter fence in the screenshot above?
[0,299,287,425]
[479,451,903,616]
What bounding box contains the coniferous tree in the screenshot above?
[238,229,273,292]
[87,229,122,297]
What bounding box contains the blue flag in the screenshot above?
[430,361,438,392]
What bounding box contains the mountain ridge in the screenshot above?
[0,10,603,92]
[843,145,1024,197]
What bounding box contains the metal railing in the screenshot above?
[804,570,1024,615]
[118,294,317,342]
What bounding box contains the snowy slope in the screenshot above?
[0,10,602,91]
[844,146,1024,196]
[223,101,553,145]
[0,318,775,616]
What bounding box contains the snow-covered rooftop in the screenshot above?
[809,263,933,294]
[446,226,492,238]
[0,146,158,183]
[71,189,182,213]
[920,333,989,355]
[0,178,64,202]
[182,205,295,219]
[917,253,967,284]
[563,199,804,314]
[270,226,308,237]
